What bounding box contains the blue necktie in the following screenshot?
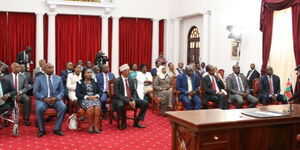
[48,76,54,97]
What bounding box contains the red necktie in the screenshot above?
[212,76,216,91]
[125,79,131,99]
[269,76,274,95]
[14,74,18,91]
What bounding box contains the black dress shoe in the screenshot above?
[88,129,94,134]
[133,122,146,128]
[24,120,31,126]
[53,130,64,136]
[37,131,46,137]
[4,120,9,127]
[119,124,127,130]
[94,129,101,134]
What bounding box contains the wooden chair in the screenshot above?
[171,76,184,111]
[199,81,218,109]
[108,79,137,128]
[151,76,162,115]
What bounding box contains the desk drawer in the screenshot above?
[200,131,229,145]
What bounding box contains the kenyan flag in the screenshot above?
[283,78,293,101]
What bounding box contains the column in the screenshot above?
[202,11,211,64]
[35,12,44,68]
[111,16,120,76]
[164,19,173,63]
[173,18,181,66]
[152,18,159,67]
[101,15,109,55]
[47,12,56,71]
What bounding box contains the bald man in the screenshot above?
[176,66,202,110]
[34,63,67,137]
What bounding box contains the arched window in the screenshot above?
[187,26,200,64]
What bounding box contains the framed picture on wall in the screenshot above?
[231,41,239,60]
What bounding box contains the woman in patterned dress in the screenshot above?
[76,68,101,134]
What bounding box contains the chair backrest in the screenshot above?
[108,79,115,98]
[218,69,225,79]
[253,78,260,97]
[171,76,177,90]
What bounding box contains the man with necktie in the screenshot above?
[245,63,260,89]
[112,64,148,130]
[226,65,258,108]
[4,63,32,126]
[34,63,67,137]
[258,66,286,105]
[17,46,33,72]
[96,64,115,119]
[0,69,16,118]
[202,65,228,109]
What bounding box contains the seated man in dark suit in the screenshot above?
[176,66,202,110]
[259,66,286,105]
[96,64,115,119]
[202,65,228,109]
[61,62,73,96]
[112,64,148,130]
[34,63,67,137]
[246,63,260,89]
[4,63,32,126]
[0,70,16,115]
[226,65,258,108]
[150,61,161,77]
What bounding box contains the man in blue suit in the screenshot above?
[34,63,67,137]
[176,66,202,110]
[96,64,115,119]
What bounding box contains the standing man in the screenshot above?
[259,66,286,105]
[4,63,32,126]
[96,64,115,119]
[246,63,260,89]
[34,63,67,137]
[17,46,33,72]
[202,65,228,109]
[94,50,109,69]
[226,65,258,108]
[112,64,148,130]
[176,66,202,110]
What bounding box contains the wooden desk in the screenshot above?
[166,104,300,150]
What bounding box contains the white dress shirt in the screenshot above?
[121,76,129,97]
[234,74,245,92]
[210,75,220,93]
[12,73,19,91]
[187,76,193,92]
[46,75,53,98]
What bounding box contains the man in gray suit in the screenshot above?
[226,65,258,108]
[4,62,31,126]
[34,63,66,137]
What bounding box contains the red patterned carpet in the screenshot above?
[0,110,171,150]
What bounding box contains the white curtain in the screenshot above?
[268,7,296,93]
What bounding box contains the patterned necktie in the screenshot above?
[125,79,131,99]
[237,75,244,92]
[48,76,54,97]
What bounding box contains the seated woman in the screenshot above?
[76,68,101,134]
[136,64,153,102]
[153,66,172,115]
[129,64,138,79]
[66,64,82,113]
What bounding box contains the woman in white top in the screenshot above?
[136,64,153,102]
[67,64,82,102]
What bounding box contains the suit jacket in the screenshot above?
[23,72,33,85]
[246,69,260,81]
[202,74,225,96]
[33,74,65,101]
[226,73,250,95]
[259,74,281,96]
[176,73,199,99]
[4,73,30,95]
[16,51,31,64]
[96,72,115,94]
[0,79,16,105]
[75,79,101,105]
[61,70,73,86]
[150,68,157,76]
[112,77,139,110]
[94,54,109,66]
